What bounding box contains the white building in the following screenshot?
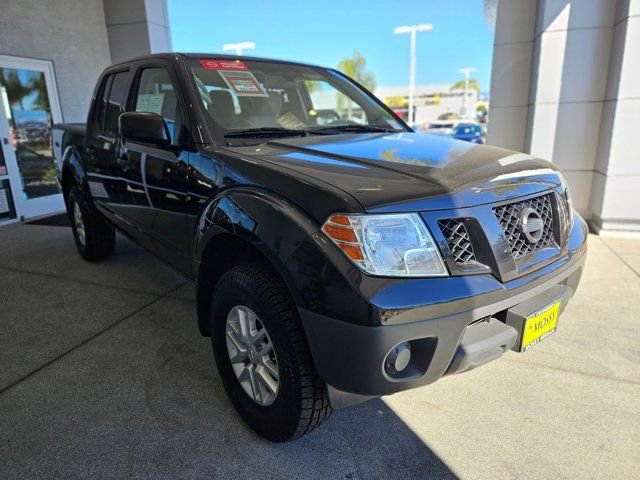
[0,0,171,224]
[375,85,479,125]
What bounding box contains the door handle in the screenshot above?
[117,156,129,166]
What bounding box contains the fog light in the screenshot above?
[384,342,412,376]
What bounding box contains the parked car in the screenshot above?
[451,123,485,144]
[54,53,587,442]
[424,119,461,136]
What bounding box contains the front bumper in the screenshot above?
[299,216,588,406]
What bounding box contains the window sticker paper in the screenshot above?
[136,93,165,115]
[218,70,268,98]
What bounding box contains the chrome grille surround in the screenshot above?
[438,218,477,263]
[493,194,555,259]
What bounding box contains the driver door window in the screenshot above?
[134,68,181,143]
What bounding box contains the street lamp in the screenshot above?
[394,23,432,125]
[222,41,255,56]
[458,67,476,117]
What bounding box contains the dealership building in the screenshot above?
[0,0,171,224]
[0,0,638,232]
[374,85,480,125]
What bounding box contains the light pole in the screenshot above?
[222,41,255,56]
[394,23,432,125]
[458,67,476,117]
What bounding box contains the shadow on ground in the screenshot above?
[0,224,458,479]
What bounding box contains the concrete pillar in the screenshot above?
[487,0,538,152]
[590,0,640,232]
[103,0,172,64]
[525,0,615,220]
[488,0,639,231]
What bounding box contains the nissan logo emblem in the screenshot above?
[519,207,544,242]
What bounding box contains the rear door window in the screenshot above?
[103,71,130,136]
[92,75,112,132]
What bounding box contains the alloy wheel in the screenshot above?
[73,201,86,246]
[225,305,279,406]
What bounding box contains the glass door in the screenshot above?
[0,55,65,221]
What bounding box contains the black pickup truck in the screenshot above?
[53,53,587,442]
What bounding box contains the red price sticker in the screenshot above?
[199,59,249,71]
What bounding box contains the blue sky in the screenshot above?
[167,0,495,91]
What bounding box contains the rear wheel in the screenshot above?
[211,264,332,442]
[68,186,115,261]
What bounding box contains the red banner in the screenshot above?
[199,60,249,71]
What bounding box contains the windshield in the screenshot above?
[187,59,406,138]
[453,124,482,135]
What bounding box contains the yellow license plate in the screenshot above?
[522,301,560,351]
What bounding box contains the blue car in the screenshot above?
[452,123,485,144]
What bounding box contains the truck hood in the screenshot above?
[225,132,562,212]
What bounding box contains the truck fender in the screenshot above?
[60,144,86,201]
[193,186,375,336]
[193,187,321,335]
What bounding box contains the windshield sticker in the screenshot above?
[218,70,268,97]
[200,59,249,71]
[136,93,165,115]
[278,112,306,130]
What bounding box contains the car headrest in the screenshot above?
[208,90,236,125]
[238,94,282,116]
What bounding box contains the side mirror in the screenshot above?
[119,112,171,147]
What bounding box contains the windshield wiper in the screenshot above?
[309,124,398,134]
[224,127,309,138]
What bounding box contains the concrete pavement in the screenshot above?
[0,222,638,479]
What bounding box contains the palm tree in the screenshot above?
[483,0,498,29]
[449,78,481,94]
[1,70,31,110]
[337,51,376,118]
[29,74,50,111]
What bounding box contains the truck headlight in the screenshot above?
[558,173,574,228]
[321,213,448,277]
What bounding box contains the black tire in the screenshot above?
[68,186,115,261]
[210,264,332,442]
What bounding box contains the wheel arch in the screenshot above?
[194,188,318,337]
[60,145,85,210]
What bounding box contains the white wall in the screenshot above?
[103,0,172,63]
[0,0,112,122]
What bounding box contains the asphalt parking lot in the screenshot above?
[1,221,639,479]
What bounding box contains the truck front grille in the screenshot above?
[493,194,555,259]
[438,218,476,263]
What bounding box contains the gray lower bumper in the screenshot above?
[301,254,585,407]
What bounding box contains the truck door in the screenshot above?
[85,69,132,225]
[117,64,190,272]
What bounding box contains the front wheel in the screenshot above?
[210,264,332,442]
[68,186,115,261]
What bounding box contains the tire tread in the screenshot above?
[214,264,332,440]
